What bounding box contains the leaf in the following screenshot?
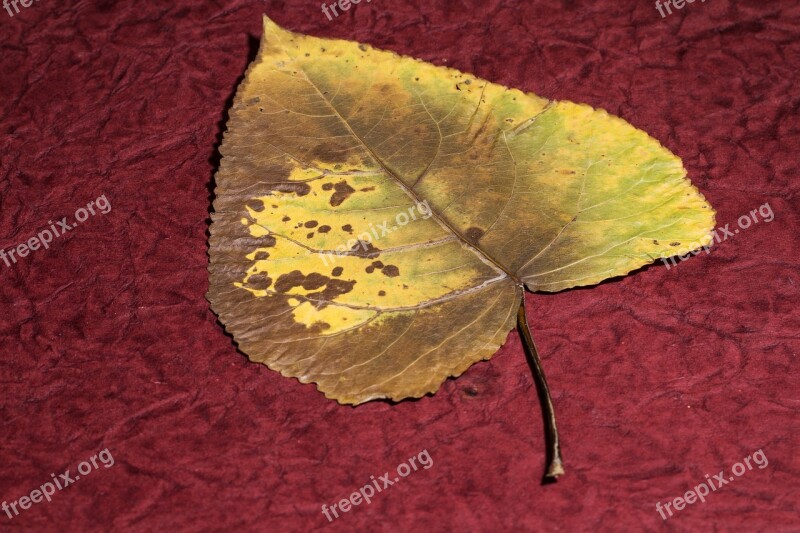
[207,16,715,406]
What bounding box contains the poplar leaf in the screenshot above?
[207,16,715,405]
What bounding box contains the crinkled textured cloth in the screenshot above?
[1,0,798,530]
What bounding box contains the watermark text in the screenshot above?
[322,449,433,522]
[3,448,115,520]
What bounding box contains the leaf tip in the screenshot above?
[261,13,288,38]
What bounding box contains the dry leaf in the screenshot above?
[207,16,714,408]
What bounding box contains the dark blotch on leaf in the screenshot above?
[259,235,277,248]
[274,270,306,293]
[247,274,272,290]
[268,182,311,197]
[246,200,264,212]
[318,225,331,233]
[465,227,485,243]
[382,265,400,277]
[342,224,353,233]
[330,181,356,207]
[311,142,352,164]
[302,272,330,290]
[331,266,343,277]
[254,251,270,261]
[307,278,356,301]
[351,240,381,258]
[305,220,318,228]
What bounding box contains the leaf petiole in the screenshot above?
[518,297,565,480]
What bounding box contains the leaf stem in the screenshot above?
[517,297,565,479]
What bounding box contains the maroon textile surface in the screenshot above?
[1,0,798,530]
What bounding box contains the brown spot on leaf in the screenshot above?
[322,183,334,191]
[310,142,351,164]
[306,319,331,334]
[246,274,272,290]
[274,270,307,293]
[274,270,353,301]
[350,240,381,258]
[382,265,400,277]
[670,242,681,246]
[371,260,384,269]
[330,181,356,207]
[378,290,386,296]
[331,266,343,277]
[318,225,331,233]
[282,216,291,222]
[342,224,353,233]
[360,186,375,192]
[302,272,330,291]
[254,251,270,261]
[309,278,356,301]
[268,182,311,196]
[258,235,277,248]
[465,227,485,243]
[305,220,318,228]
[306,232,315,239]
[246,200,264,212]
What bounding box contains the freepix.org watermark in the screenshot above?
[3,0,41,18]
[321,0,375,21]
[0,194,111,270]
[3,448,115,520]
[655,449,768,521]
[319,200,432,267]
[661,202,774,270]
[655,0,707,19]
[321,449,433,523]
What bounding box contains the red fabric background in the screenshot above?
[1,0,798,530]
